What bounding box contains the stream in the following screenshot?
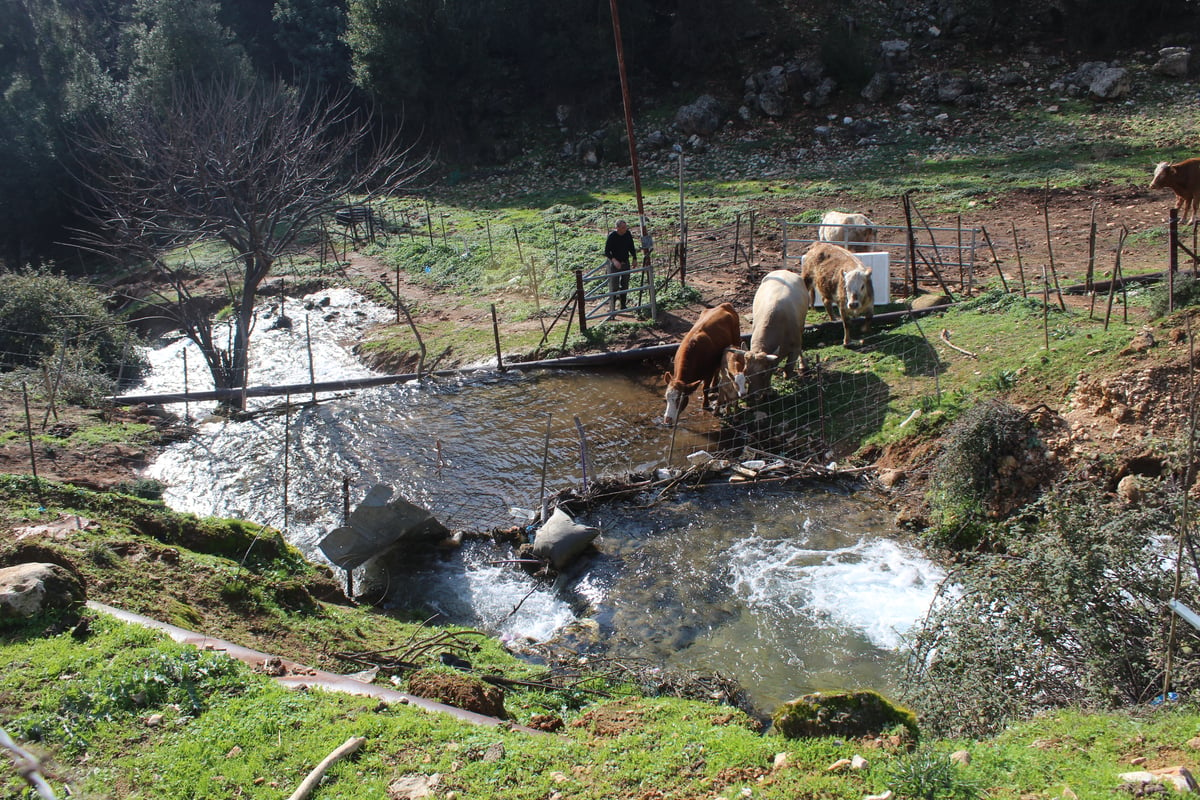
[136,288,945,711]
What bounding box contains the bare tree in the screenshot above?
[74,77,424,410]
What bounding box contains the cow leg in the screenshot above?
[842,317,853,347]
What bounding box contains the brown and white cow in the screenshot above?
[713,346,748,415]
[1150,158,1200,224]
[817,211,877,252]
[662,302,742,426]
[733,269,810,398]
[801,242,875,347]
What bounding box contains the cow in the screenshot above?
[1150,159,1200,224]
[731,269,811,399]
[817,211,878,252]
[662,303,742,426]
[713,346,748,415]
[801,242,875,347]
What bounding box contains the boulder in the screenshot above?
[1154,47,1190,78]
[772,689,918,741]
[318,485,449,570]
[532,507,599,570]
[674,95,723,136]
[1089,67,1130,100]
[0,562,86,621]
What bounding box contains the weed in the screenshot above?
[888,747,980,800]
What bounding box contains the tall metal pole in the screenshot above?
[609,0,646,240]
[609,0,655,321]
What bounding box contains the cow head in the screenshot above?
[723,348,748,398]
[1151,162,1172,189]
[842,267,873,314]
[663,372,703,425]
[743,351,779,398]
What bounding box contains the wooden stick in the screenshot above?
[939,329,978,359]
[1042,184,1066,310]
[1086,202,1097,293]
[1010,221,1027,297]
[980,225,1008,293]
[287,737,365,800]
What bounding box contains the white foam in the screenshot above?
[727,535,945,650]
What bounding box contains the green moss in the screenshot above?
[772,689,919,741]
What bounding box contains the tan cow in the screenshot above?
[801,242,875,347]
[729,269,811,399]
[1151,159,1200,224]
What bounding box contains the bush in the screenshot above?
[1147,274,1200,318]
[903,478,1200,738]
[924,400,1041,550]
[0,268,146,385]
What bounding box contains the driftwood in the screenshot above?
[939,329,978,359]
[286,736,365,800]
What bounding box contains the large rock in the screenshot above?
[1154,47,1190,79]
[1089,67,1130,100]
[772,690,918,741]
[0,562,86,621]
[674,95,723,136]
[318,484,449,570]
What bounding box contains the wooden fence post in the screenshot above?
[575,270,587,333]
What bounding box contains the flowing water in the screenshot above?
[137,289,945,711]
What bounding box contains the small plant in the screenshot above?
[112,478,166,501]
[888,747,980,800]
[980,368,1018,392]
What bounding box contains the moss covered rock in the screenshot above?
[771,689,918,741]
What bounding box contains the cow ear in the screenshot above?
[663,371,673,385]
[685,380,703,392]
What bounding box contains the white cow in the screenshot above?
[729,269,810,399]
[817,211,877,252]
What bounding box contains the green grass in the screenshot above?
[6,608,1200,799]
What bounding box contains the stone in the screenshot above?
[1117,766,1198,792]
[532,508,599,570]
[0,562,85,621]
[949,749,971,766]
[1090,67,1130,100]
[1155,47,1190,78]
[771,690,919,741]
[851,754,869,769]
[387,773,442,800]
[674,95,723,136]
[318,484,449,570]
[877,469,905,488]
[1117,475,1142,506]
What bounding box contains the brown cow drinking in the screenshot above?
[662,303,742,426]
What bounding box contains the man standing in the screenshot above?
[604,219,637,309]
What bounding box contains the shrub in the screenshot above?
[0,268,146,385]
[903,478,1200,738]
[924,400,1040,550]
[1147,274,1200,318]
[888,747,980,800]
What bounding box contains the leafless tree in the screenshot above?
[74,77,425,410]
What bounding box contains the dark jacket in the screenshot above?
[605,229,637,263]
